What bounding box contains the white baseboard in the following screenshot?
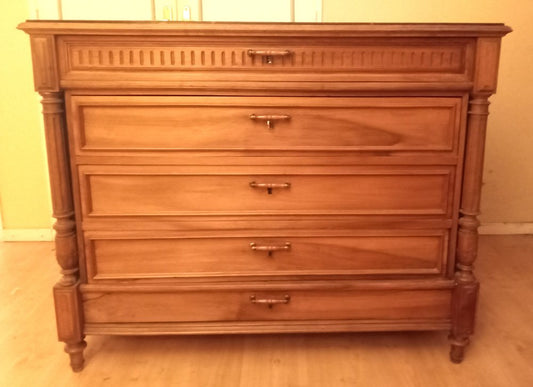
[479,222,533,235]
[1,228,54,241]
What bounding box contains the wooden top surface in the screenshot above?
[18,20,512,37]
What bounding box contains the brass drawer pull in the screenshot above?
[249,114,291,129]
[250,294,291,308]
[249,181,291,194]
[247,49,293,64]
[250,242,291,256]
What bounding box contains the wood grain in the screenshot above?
[84,230,448,280]
[82,288,452,323]
[70,96,461,153]
[29,35,59,91]
[79,165,453,217]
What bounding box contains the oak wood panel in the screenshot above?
[84,230,448,280]
[79,166,453,217]
[82,288,452,323]
[71,96,461,154]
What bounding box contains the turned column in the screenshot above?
[449,94,489,363]
[449,35,507,363]
[41,92,86,372]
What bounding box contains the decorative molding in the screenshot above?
[479,222,533,235]
[474,38,502,93]
[30,35,60,91]
[64,41,467,73]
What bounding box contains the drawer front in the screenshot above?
[82,287,452,323]
[70,96,461,154]
[85,230,449,281]
[58,35,473,84]
[79,166,454,218]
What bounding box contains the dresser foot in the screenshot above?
[65,340,87,372]
[449,338,468,363]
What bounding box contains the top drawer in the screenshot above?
[57,36,474,85]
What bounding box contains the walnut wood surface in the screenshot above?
[79,165,453,217]
[19,21,510,371]
[84,230,448,281]
[82,288,452,323]
[70,96,460,153]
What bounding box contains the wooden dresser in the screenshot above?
[19,21,510,371]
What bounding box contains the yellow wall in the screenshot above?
[0,1,52,229]
[323,1,533,223]
[0,1,531,231]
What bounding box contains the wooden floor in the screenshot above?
[1,235,532,387]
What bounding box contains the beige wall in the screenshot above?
[323,1,533,223]
[0,1,531,232]
[0,1,52,229]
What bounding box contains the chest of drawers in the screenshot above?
[19,21,510,371]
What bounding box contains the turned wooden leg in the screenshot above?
[41,92,86,371]
[449,270,479,363]
[449,338,468,363]
[449,94,489,363]
[65,340,87,372]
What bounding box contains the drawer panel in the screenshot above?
[82,287,452,323]
[58,35,474,85]
[70,96,461,154]
[85,230,448,281]
[79,166,453,217]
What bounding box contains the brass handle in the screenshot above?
[249,181,291,194]
[247,49,293,64]
[247,49,292,57]
[249,114,291,129]
[250,242,291,256]
[250,294,291,308]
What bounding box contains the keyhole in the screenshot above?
[268,251,273,257]
[265,55,273,64]
[267,187,273,195]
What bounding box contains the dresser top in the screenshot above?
[18,21,511,37]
